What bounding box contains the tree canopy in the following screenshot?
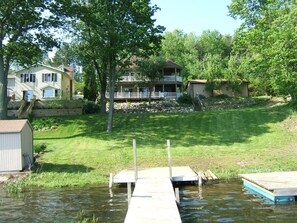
[0,0,68,119]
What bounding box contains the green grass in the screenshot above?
[25,104,297,187]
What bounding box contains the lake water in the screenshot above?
[1,179,297,222]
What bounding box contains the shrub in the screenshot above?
[177,94,193,105]
[31,117,61,131]
[34,143,47,154]
[83,101,99,114]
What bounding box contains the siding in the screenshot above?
[0,133,21,171]
[21,123,33,169]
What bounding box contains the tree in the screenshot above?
[137,56,166,104]
[229,0,297,98]
[0,0,67,119]
[73,0,164,132]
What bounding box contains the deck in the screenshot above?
[240,171,297,202]
[113,166,198,223]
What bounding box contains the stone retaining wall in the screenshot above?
[8,108,82,118]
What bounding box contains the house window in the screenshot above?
[55,89,59,97]
[42,88,54,98]
[42,73,57,82]
[20,73,35,83]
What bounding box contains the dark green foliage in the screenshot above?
[287,100,297,111]
[34,143,47,154]
[177,94,193,105]
[83,101,99,114]
[214,94,230,99]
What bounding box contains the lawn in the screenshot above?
[26,104,297,187]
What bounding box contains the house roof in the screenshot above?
[165,60,182,69]
[0,120,32,133]
[16,64,74,80]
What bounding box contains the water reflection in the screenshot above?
[0,185,127,223]
[179,179,297,222]
[1,180,297,222]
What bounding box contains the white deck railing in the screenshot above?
[106,92,182,99]
[120,75,182,82]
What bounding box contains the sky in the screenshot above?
[150,0,242,36]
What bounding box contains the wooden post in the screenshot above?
[109,173,113,189]
[133,139,138,182]
[127,182,132,205]
[167,139,172,180]
[175,187,180,204]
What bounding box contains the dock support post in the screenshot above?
[167,139,172,180]
[109,173,113,189]
[133,139,138,182]
[127,182,132,205]
[175,187,180,204]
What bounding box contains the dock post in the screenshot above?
[109,173,113,189]
[175,187,180,204]
[127,182,132,205]
[133,139,138,182]
[167,140,172,180]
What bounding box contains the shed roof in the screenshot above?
[0,120,31,133]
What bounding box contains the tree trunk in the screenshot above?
[0,56,8,120]
[107,61,115,132]
[99,64,107,113]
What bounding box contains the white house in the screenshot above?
[0,120,33,172]
[8,64,74,101]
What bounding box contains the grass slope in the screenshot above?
[27,105,297,187]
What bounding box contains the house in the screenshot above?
[187,79,249,98]
[111,60,183,100]
[8,64,74,101]
[0,120,33,172]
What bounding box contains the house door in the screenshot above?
[23,90,33,102]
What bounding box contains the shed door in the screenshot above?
[0,134,22,171]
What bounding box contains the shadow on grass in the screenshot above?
[37,163,94,173]
[34,105,292,147]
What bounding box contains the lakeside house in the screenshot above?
[8,64,75,101]
[187,79,249,99]
[108,60,183,100]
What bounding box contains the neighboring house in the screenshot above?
[187,79,249,99]
[0,120,33,172]
[8,64,74,101]
[110,60,183,100]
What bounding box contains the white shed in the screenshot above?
[0,120,33,172]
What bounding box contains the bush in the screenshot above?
[83,101,99,114]
[34,143,47,154]
[31,117,61,131]
[214,94,230,99]
[177,94,193,105]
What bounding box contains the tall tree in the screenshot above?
[0,0,67,119]
[73,0,164,132]
[229,0,297,98]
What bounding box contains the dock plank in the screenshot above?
[114,166,198,184]
[240,171,297,191]
[124,178,181,223]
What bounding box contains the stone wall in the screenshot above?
[8,108,82,118]
[32,108,82,117]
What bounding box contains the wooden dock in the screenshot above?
[113,166,198,183]
[113,166,198,223]
[240,171,297,202]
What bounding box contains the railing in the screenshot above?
[106,92,182,99]
[120,75,182,83]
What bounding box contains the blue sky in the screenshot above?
[151,0,242,35]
